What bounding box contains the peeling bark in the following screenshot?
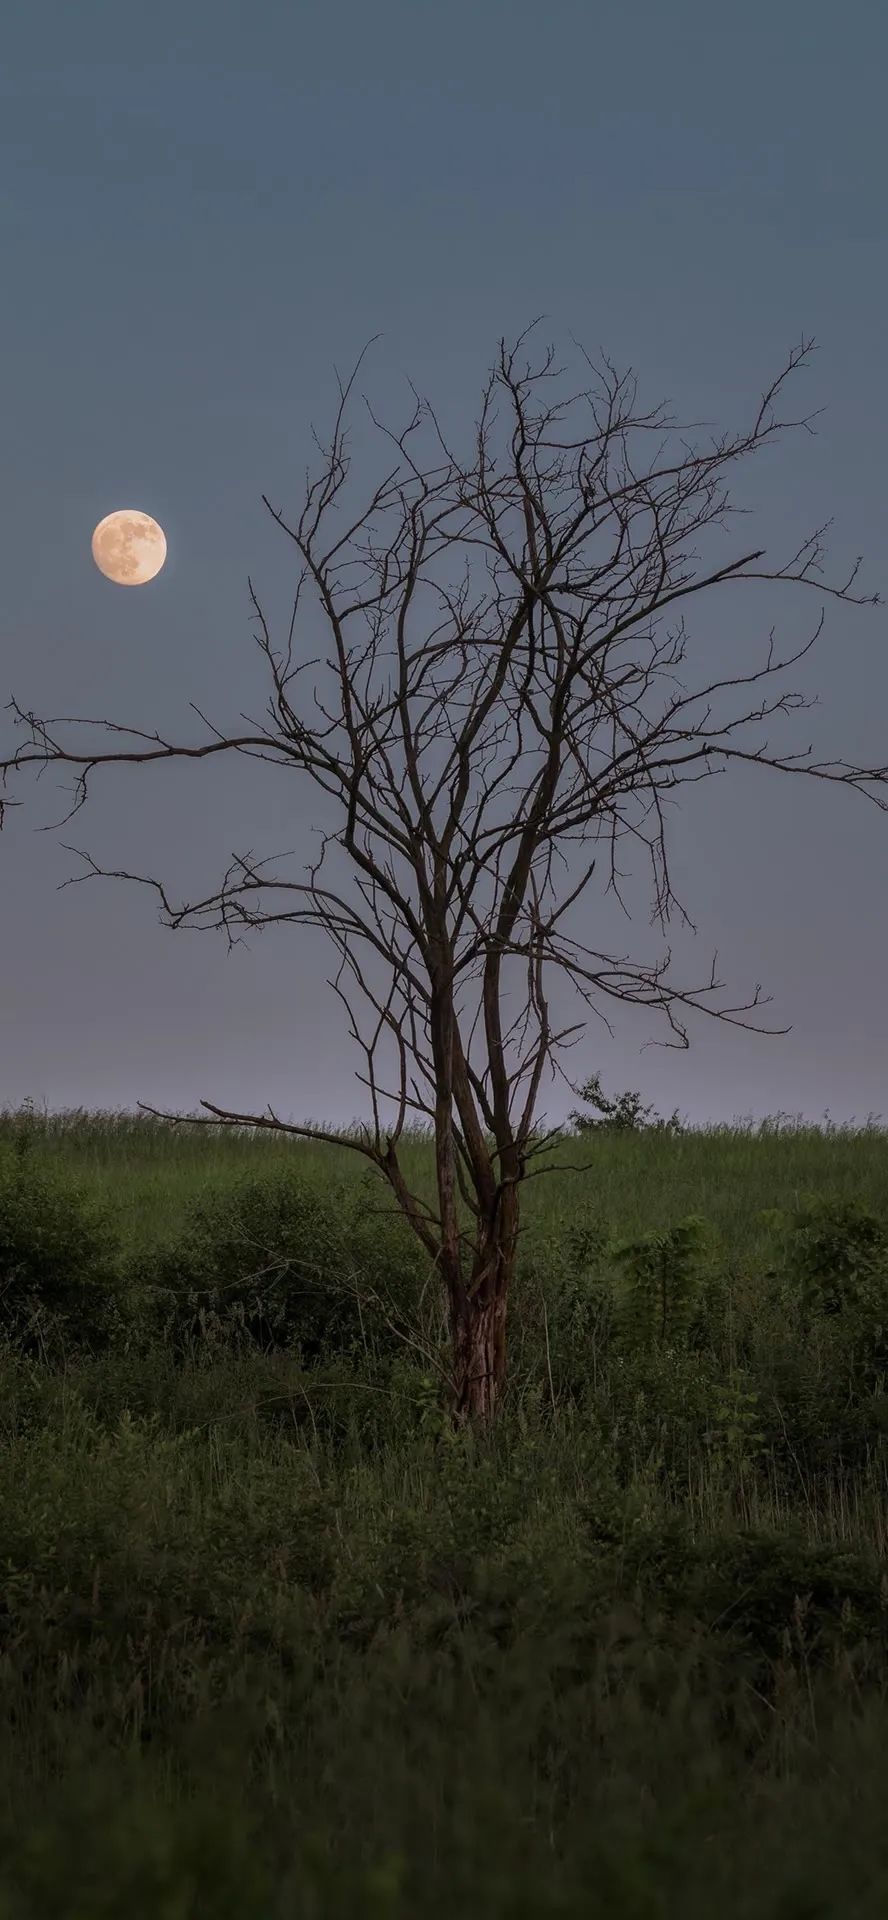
[451,1283,510,1425]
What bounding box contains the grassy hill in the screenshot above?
[1,1101,888,1915]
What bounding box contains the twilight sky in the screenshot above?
[1,0,886,1135]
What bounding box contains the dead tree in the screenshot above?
[1,320,884,1424]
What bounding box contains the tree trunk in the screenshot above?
[451,1286,509,1425]
[449,1194,517,1426]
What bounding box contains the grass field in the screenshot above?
[2,1099,888,1916]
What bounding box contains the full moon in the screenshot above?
[91,509,167,586]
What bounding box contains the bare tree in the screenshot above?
[2,320,884,1424]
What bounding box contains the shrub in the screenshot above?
[567,1072,684,1136]
[0,1143,128,1357]
[610,1213,712,1353]
[604,1341,724,1485]
[124,1169,356,1358]
[755,1198,888,1439]
[783,1196,888,1323]
[125,1167,433,1367]
[677,1527,888,1695]
[511,1207,617,1407]
[344,1177,444,1356]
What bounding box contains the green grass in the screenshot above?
[2,1099,888,1915]
[4,1097,888,1256]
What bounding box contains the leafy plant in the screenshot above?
[0,1148,127,1357]
[125,1168,430,1366]
[784,1196,888,1320]
[703,1368,768,1475]
[568,1072,684,1136]
[611,1213,710,1353]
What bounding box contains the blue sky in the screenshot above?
[2,0,886,1133]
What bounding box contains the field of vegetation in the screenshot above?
[2,1096,888,1916]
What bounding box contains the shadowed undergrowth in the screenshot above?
[2,1102,888,1915]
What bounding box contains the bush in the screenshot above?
[783,1196,888,1323]
[677,1527,888,1697]
[0,1143,128,1357]
[752,1198,888,1456]
[610,1213,713,1354]
[604,1341,725,1485]
[125,1167,433,1367]
[511,1207,617,1407]
[567,1071,684,1136]
[513,1206,730,1416]
[344,1175,444,1355]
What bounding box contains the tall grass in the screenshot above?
[4,1095,888,1254]
[2,1099,888,1915]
